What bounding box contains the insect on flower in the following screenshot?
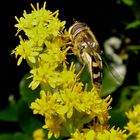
[68,21,103,89]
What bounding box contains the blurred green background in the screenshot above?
[0,0,140,139]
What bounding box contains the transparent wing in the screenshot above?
[103,57,126,84]
[101,56,127,96]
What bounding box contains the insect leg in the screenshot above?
[76,63,86,79]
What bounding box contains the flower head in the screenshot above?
[33,128,45,140]
[69,127,127,140]
[125,104,140,139]
[12,2,66,66]
[15,2,65,46]
[30,83,112,138]
[12,36,41,65]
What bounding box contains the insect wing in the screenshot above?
[101,56,126,96]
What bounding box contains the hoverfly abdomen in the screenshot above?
[92,56,103,88]
[69,22,103,89]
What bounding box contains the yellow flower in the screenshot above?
[125,121,139,135]
[28,63,60,90]
[39,44,67,68]
[28,59,74,90]
[30,81,112,138]
[43,116,64,139]
[30,90,66,139]
[13,2,67,67]
[70,127,127,140]
[69,129,96,140]
[125,104,140,121]
[125,104,140,138]
[57,86,82,118]
[33,128,45,140]
[97,127,127,140]
[60,62,77,89]
[12,36,41,65]
[15,2,66,46]
[30,90,58,116]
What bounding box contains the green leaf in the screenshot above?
[109,85,140,129]
[108,109,128,129]
[0,101,18,122]
[122,0,134,6]
[117,86,140,112]
[126,20,140,29]
[19,74,40,104]
[17,99,43,135]
[0,132,32,140]
[126,45,140,51]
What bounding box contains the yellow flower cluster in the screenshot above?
[125,104,140,139]
[12,2,66,66]
[12,2,70,91]
[70,127,127,140]
[30,86,112,138]
[12,2,128,140]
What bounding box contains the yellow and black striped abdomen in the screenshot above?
[91,54,103,88]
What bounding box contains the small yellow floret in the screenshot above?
[33,128,45,140]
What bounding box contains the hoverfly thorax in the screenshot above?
[68,22,103,89]
[69,22,100,53]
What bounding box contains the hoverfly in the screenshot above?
[68,22,103,89]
